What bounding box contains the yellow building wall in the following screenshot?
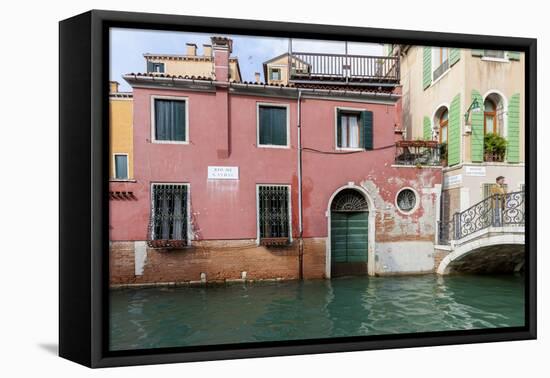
[109,97,133,179]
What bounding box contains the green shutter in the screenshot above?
[423,116,432,140]
[147,60,154,72]
[448,94,461,166]
[362,111,373,150]
[450,48,460,66]
[336,109,342,148]
[471,49,484,57]
[422,47,432,89]
[507,51,521,61]
[507,93,521,163]
[470,90,484,162]
[259,106,287,146]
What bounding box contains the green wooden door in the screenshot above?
[331,211,369,276]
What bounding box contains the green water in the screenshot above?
[109,274,525,351]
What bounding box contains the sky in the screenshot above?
[110,28,384,92]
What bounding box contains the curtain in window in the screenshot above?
[152,185,187,241]
[114,155,128,179]
[340,114,360,148]
[259,106,287,146]
[155,99,186,141]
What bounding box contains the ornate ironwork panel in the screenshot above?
[331,189,369,212]
[438,190,525,245]
[148,184,188,248]
[259,186,290,242]
[397,189,416,212]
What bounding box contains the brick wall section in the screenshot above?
[302,238,327,279]
[109,242,136,284]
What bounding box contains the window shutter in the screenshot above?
[147,60,154,72]
[470,90,484,162]
[448,94,461,166]
[507,51,521,61]
[471,49,484,57]
[423,116,431,140]
[336,109,342,148]
[158,63,165,73]
[449,48,460,66]
[422,47,432,89]
[259,107,272,145]
[362,111,373,150]
[507,93,521,163]
[271,107,287,146]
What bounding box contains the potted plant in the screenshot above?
[484,133,507,162]
[439,141,448,166]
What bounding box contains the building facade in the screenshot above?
[109,81,133,182]
[109,37,443,286]
[391,45,525,240]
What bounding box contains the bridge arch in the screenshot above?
[437,232,525,275]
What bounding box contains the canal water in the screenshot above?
[110,274,525,351]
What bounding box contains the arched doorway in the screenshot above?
[330,188,369,277]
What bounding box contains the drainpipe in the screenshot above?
[297,89,304,280]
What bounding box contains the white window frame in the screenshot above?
[395,187,420,215]
[152,62,165,72]
[150,95,190,145]
[112,153,129,180]
[256,102,290,149]
[256,184,292,245]
[270,67,282,81]
[150,182,192,242]
[334,106,367,151]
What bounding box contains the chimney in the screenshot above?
[109,81,119,94]
[203,44,212,57]
[254,72,261,84]
[211,36,233,82]
[186,43,197,56]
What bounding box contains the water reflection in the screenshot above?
[110,274,524,351]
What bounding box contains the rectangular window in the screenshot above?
[270,68,281,81]
[153,63,165,72]
[337,112,362,149]
[258,105,288,147]
[258,185,290,244]
[114,154,128,180]
[153,98,187,142]
[483,50,505,59]
[433,47,450,81]
[150,184,188,243]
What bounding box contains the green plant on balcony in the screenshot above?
[484,133,507,162]
[439,142,448,166]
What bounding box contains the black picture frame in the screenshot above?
[59,9,537,368]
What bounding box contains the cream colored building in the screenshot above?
[391,45,525,229]
[144,37,241,82]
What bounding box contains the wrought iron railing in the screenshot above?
[433,59,449,81]
[289,52,400,83]
[438,190,525,245]
[394,140,442,166]
[147,184,188,249]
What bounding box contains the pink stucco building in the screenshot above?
[109,37,443,285]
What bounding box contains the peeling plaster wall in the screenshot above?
[375,241,435,274]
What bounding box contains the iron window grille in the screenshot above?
[484,50,505,59]
[148,184,188,248]
[258,185,290,246]
[396,189,417,213]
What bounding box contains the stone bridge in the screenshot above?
[436,191,525,275]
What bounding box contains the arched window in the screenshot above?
[439,109,449,144]
[484,98,497,134]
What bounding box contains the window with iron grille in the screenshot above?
[150,184,188,245]
[258,185,290,244]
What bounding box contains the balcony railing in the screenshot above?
[433,59,449,81]
[438,191,525,245]
[394,140,441,166]
[289,52,400,84]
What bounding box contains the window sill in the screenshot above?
[481,57,509,63]
[335,147,365,152]
[257,144,291,149]
[109,179,137,183]
[151,140,190,145]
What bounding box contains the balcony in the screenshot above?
[394,140,442,166]
[288,52,400,86]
